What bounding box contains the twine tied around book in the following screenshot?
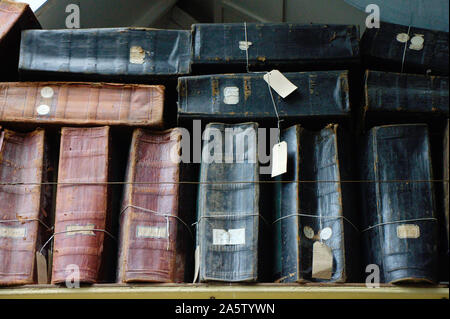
[39,228,117,255]
[120,205,194,250]
[193,213,270,227]
[243,21,283,143]
[361,217,438,233]
[0,218,51,231]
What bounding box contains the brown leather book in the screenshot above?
[117,128,193,283]
[0,1,40,81]
[0,128,51,286]
[51,126,113,284]
[0,82,164,128]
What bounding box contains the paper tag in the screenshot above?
[213,228,245,245]
[0,225,26,238]
[397,224,420,239]
[136,225,167,238]
[263,70,297,98]
[36,251,48,284]
[312,241,333,280]
[66,224,95,236]
[193,245,200,283]
[271,141,287,178]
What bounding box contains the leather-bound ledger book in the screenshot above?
[191,23,359,72]
[197,122,267,282]
[51,126,113,284]
[117,128,194,283]
[363,71,449,119]
[0,82,164,128]
[444,120,449,241]
[19,28,191,82]
[360,124,439,284]
[361,22,449,75]
[274,124,359,283]
[0,128,52,286]
[0,1,40,81]
[178,71,350,123]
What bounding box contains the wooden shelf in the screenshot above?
[0,283,448,299]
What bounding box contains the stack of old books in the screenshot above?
[0,0,448,287]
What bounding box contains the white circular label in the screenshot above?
[320,227,333,241]
[410,35,424,46]
[36,104,50,115]
[396,33,409,43]
[40,86,54,98]
[303,226,315,239]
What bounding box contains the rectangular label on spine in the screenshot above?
[397,224,420,239]
[213,228,246,245]
[0,226,27,238]
[136,225,168,238]
[65,224,95,236]
[263,70,298,98]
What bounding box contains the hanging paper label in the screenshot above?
[263,70,297,98]
[312,241,333,279]
[193,245,200,283]
[271,141,287,177]
[36,251,48,284]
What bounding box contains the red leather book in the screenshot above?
[0,128,50,285]
[117,128,193,283]
[51,126,112,284]
[0,82,164,128]
[0,1,40,81]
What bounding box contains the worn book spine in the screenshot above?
[0,1,40,81]
[192,23,359,71]
[197,122,261,282]
[0,128,51,286]
[444,120,449,242]
[51,126,112,284]
[178,71,350,122]
[274,124,358,283]
[361,22,449,75]
[364,70,449,116]
[117,128,193,283]
[360,124,439,283]
[19,28,191,81]
[0,82,164,128]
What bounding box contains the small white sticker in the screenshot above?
[319,227,333,241]
[66,224,95,236]
[397,224,420,239]
[239,41,252,50]
[0,225,26,238]
[396,33,410,43]
[40,86,54,98]
[271,141,287,178]
[136,225,167,238]
[130,46,146,64]
[409,34,424,51]
[263,70,297,98]
[213,228,245,245]
[303,226,315,239]
[36,104,50,115]
[223,86,239,105]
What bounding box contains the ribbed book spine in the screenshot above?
[360,124,438,283]
[274,124,358,283]
[0,82,164,127]
[51,126,110,284]
[117,128,189,283]
[197,122,260,282]
[0,129,47,285]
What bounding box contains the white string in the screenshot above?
[0,218,51,230]
[272,213,360,232]
[361,217,437,233]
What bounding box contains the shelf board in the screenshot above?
[0,283,448,299]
